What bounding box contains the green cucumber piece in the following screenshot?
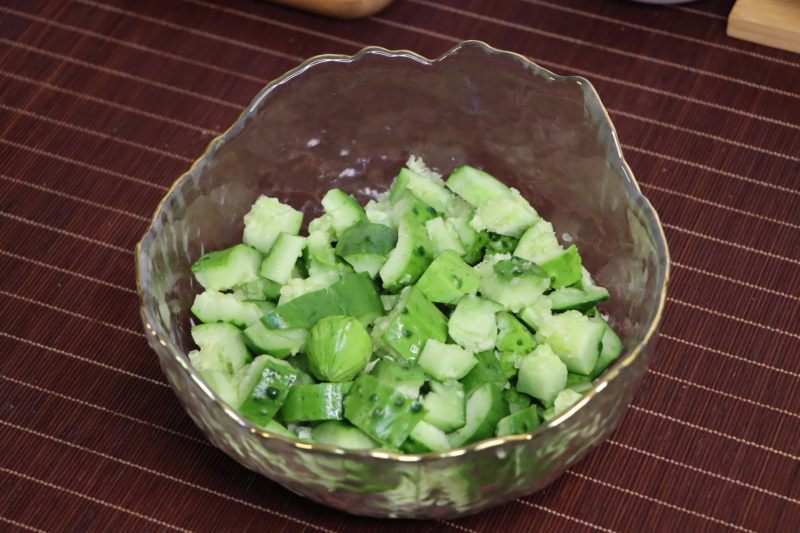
[191,243,262,292]
[263,419,296,438]
[238,355,298,427]
[485,233,518,255]
[470,190,539,237]
[259,233,305,285]
[514,220,560,262]
[496,405,540,436]
[371,358,425,399]
[311,421,378,450]
[379,214,433,292]
[590,318,624,378]
[365,198,394,227]
[447,296,502,352]
[518,295,552,332]
[191,322,251,374]
[321,188,366,237]
[415,250,480,305]
[232,277,281,301]
[279,382,351,422]
[460,350,507,396]
[538,310,604,375]
[243,321,307,358]
[503,388,532,414]
[307,316,372,382]
[448,217,487,265]
[191,290,262,327]
[343,374,427,448]
[380,294,399,312]
[372,286,448,362]
[335,221,397,277]
[498,351,523,380]
[549,286,610,312]
[391,167,452,214]
[306,231,337,270]
[496,311,537,354]
[390,191,439,227]
[188,351,240,407]
[278,272,339,305]
[418,339,478,381]
[477,256,550,312]
[426,217,466,257]
[446,165,510,206]
[447,383,508,448]
[263,272,383,330]
[566,372,591,388]
[538,245,583,288]
[422,380,466,432]
[516,344,567,405]
[405,420,451,452]
[242,196,303,254]
[553,389,583,414]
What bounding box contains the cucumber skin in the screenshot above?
[191,244,263,292]
[496,405,540,437]
[370,358,426,399]
[279,383,352,423]
[379,214,434,293]
[415,250,480,305]
[496,311,537,354]
[447,383,509,448]
[238,356,299,427]
[311,420,378,450]
[461,350,507,396]
[343,374,428,448]
[376,287,448,363]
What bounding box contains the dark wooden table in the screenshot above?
[1,0,798,531]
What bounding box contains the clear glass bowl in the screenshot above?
[136,41,669,519]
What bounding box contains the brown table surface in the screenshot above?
[1,0,799,531]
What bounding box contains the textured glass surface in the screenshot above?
[136,41,670,519]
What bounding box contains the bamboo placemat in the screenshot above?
[1,0,798,531]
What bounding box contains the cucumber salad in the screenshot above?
[188,157,623,452]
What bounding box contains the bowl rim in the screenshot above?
[136,40,670,462]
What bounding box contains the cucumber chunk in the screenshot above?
[390,191,439,227]
[243,196,303,254]
[549,286,610,312]
[243,321,307,358]
[514,220,560,262]
[415,250,480,305]
[422,380,466,432]
[278,272,339,305]
[418,339,478,381]
[311,420,378,450]
[446,165,511,206]
[554,389,583,414]
[238,355,299,427]
[537,310,604,375]
[391,167,452,214]
[426,217,466,257]
[448,217,487,265]
[379,213,434,292]
[405,420,451,452]
[191,243,262,291]
[485,233,518,255]
[538,245,583,288]
[470,190,539,237]
[335,221,397,278]
[496,311,537,354]
[307,316,372,382]
[191,290,262,328]
[280,382,351,422]
[496,405,540,436]
[503,388,532,414]
[259,233,306,285]
[447,296,502,352]
[322,188,366,237]
[590,318,624,378]
[188,351,240,407]
[371,358,426,399]
[516,344,568,405]
[477,255,550,312]
[232,277,281,301]
[191,322,251,375]
[372,287,448,362]
[447,383,508,448]
[461,350,507,396]
[343,374,428,448]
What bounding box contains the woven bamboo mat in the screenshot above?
[1,0,798,531]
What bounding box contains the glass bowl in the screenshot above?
[136,41,669,519]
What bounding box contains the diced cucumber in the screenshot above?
[446,165,510,206]
[390,191,439,227]
[549,286,609,312]
[415,250,480,305]
[306,231,337,270]
[496,405,540,436]
[243,196,303,254]
[262,419,296,438]
[498,351,522,379]
[191,243,262,291]
[461,350,507,396]
[243,321,307,358]
[477,255,550,312]
[279,382,351,422]
[238,355,298,426]
[307,316,372,382]
[426,217,466,257]
[514,220,560,262]
[503,388,532,414]
[188,351,241,407]
[370,358,425,399]
[372,287,448,362]
[311,421,378,449]
[278,272,339,305]
[485,233,518,255]
[259,233,305,285]
[343,374,428,448]
[447,383,508,448]
[518,295,553,332]
[448,217,487,265]
[496,311,537,354]
[232,277,281,301]
[391,168,453,214]
[263,272,383,330]
[379,214,433,292]
[553,389,583,414]
[335,221,397,277]
[566,372,591,388]
[538,245,583,288]
[322,188,366,237]
[418,339,478,381]
[470,190,539,237]
[516,344,568,405]
[191,322,251,374]
[380,294,399,312]
[447,296,502,353]
[538,310,604,375]
[422,380,466,432]
[405,420,451,452]
[590,318,624,378]
[191,290,262,327]
[365,198,394,227]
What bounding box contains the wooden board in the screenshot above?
[728,0,800,54]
